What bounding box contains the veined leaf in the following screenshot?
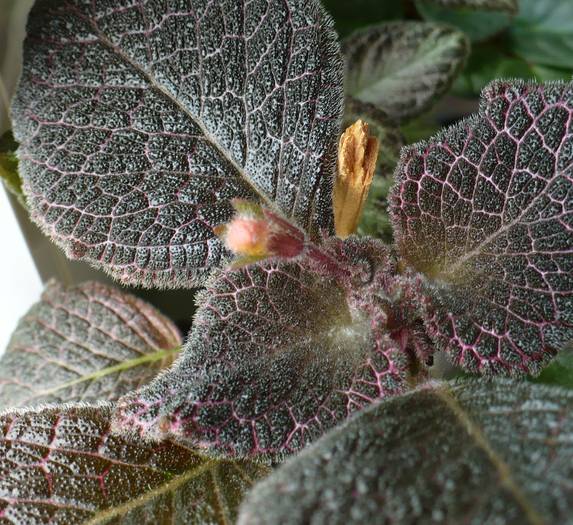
[0,403,269,524]
[0,281,181,407]
[11,0,344,288]
[416,0,517,14]
[114,237,430,458]
[343,22,469,122]
[391,80,573,375]
[0,131,25,207]
[239,379,573,525]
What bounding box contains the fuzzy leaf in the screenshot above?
[239,379,573,525]
[391,80,573,375]
[343,22,469,122]
[0,131,25,207]
[416,0,517,13]
[114,238,427,457]
[11,0,343,288]
[0,281,181,408]
[0,403,269,524]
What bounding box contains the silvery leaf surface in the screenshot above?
[0,403,269,524]
[114,238,427,458]
[391,80,573,376]
[239,379,573,525]
[0,281,181,408]
[11,0,344,287]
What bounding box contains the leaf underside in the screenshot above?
[391,80,573,375]
[239,379,573,525]
[0,281,181,408]
[11,0,343,288]
[114,239,413,458]
[417,0,517,14]
[343,22,469,122]
[0,403,268,524]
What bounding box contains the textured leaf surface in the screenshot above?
[416,0,517,13]
[239,379,573,525]
[0,131,25,207]
[344,22,469,122]
[391,80,573,375]
[0,403,268,524]
[509,0,573,69]
[114,238,429,457]
[12,0,343,287]
[0,281,181,408]
[415,1,512,42]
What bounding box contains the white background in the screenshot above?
[1,0,42,351]
[0,192,42,351]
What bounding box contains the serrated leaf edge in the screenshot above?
[390,77,573,277]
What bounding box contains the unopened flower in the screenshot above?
[334,119,379,239]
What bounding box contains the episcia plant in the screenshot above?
[0,0,572,522]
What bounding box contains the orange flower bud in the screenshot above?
[334,119,379,239]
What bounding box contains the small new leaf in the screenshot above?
[239,380,573,524]
[0,403,269,524]
[391,80,573,376]
[344,22,470,122]
[12,0,343,287]
[0,281,181,407]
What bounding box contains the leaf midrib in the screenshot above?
[435,385,545,525]
[84,457,217,525]
[86,15,274,211]
[26,346,180,402]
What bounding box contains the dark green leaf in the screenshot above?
[416,2,512,42]
[0,403,269,524]
[322,0,404,38]
[416,0,517,13]
[391,80,573,376]
[0,280,181,407]
[12,0,344,288]
[344,22,470,122]
[532,346,573,389]
[509,0,573,69]
[0,131,25,207]
[239,379,573,524]
[454,45,573,97]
